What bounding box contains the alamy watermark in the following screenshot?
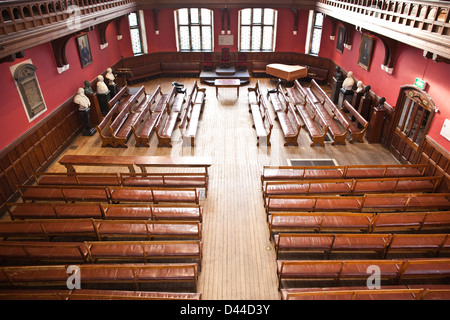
[66,265,81,289]
[66,5,81,31]
[366,265,381,289]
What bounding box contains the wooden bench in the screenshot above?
[95,101,121,147]
[161,61,200,77]
[109,86,148,147]
[59,154,138,173]
[127,62,162,83]
[306,66,328,83]
[6,202,204,221]
[268,211,450,236]
[277,103,302,146]
[281,286,450,300]
[0,219,202,241]
[248,82,273,146]
[179,81,206,147]
[131,98,161,147]
[306,80,349,145]
[107,85,129,112]
[286,80,328,147]
[0,289,202,300]
[273,233,449,259]
[16,185,200,204]
[151,85,171,113]
[251,61,269,77]
[262,176,442,198]
[155,102,179,148]
[342,100,369,143]
[0,263,199,292]
[277,258,450,289]
[261,164,428,184]
[265,193,450,213]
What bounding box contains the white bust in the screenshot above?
[105,67,115,85]
[74,87,91,111]
[342,71,355,91]
[96,75,109,94]
[356,80,364,93]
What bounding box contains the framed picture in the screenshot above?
[358,34,374,71]
[76,33,93,68]
[336,25,345,54]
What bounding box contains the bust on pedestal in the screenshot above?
[331,66,344,104]
[339,71,355,108]
[74,87,95,136]
[96,75,111,116]
[105,67,117,96]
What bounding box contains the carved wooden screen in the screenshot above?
[389,85,436,164]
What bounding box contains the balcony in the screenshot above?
[0,0,137,60]
[316,0,450,60]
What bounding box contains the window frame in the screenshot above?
[308,11,323,56]
[128,12,143,56]
[238,8,277,52]
[175,8,214,52]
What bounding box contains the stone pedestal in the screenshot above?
[331,77,343,104]
[339,88,354,109]
[79,107,96,136]
[97,91,111,116]
[107,83,117,97]
[366,107,386,143]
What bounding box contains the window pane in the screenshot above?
[202,26,212,50]
[130,29,142,54]
[262,26,273,50]
[310,28,322,55]
[241,26,251,50]
[253,8,262,24]
[179,26,190,50]
[263,9,274,25]
[128,12,137,26]
[201,8,211,24]
[314,13,323,27]
[178,8,189,25]
[190,8,199,24]
[191,26,201,50]
[241,9,251,25]
[251,26,261,50]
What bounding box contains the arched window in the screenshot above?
[239,8,277,51]
[175,8,213,51]
[128,12,143,55]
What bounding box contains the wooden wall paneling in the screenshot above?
[0,97,83,215]
[417,136,450,192]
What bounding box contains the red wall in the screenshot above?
[320,17,450,151]
[143,8,308,54]
[0,18,131,151]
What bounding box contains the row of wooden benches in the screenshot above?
[276,258,450,289]
[268,211,450,236]
[281,285,450,300]
[261,163,428,184]
[248,80,273,146]
[273,232,450,259]
[265,192,450,214]
[262,175,443,198]
[0,289,202,300]
[6,202,204,221]
[0,263,200,292]
[0,219,202,241]
[33,171,208,196]
[285,79,368,146]
[16,185,200,204]
[0,240,203,267]
[266,82,302,146]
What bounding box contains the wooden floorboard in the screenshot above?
[36,76,399,300]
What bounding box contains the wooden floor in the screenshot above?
[42,76,400,300]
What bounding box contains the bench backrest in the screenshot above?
[109,102,131,136]
[96,101,121,135]
[108,86,128,109]
[343,100,369,128]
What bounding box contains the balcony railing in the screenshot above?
[316,0,450,59]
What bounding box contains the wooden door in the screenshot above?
[388,86,436,164]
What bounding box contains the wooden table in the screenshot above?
[214,79,241,98]
[135,156,213,177]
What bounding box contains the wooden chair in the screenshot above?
[203,52,213,71]
[237,52,247,70]
[220,48,230,67]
